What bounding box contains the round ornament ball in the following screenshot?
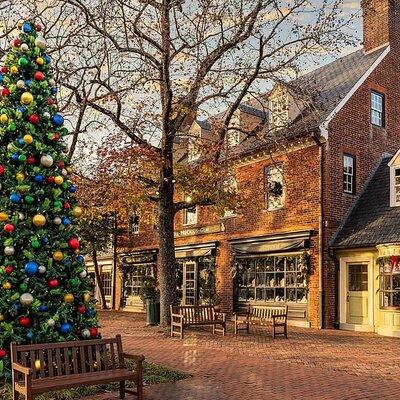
[54,176,63,185]
[89,327,98,338]
[21,92,33,105]
[38,265,46,274]
[54,217,62,225]
[19,316,30,327]
[5,266,13,274]
[34,71,45,81]
[39,304,48,312]
[0,348,6,358]
[35,175,44,183]
[4,246,15,256]
[34,36,46,49]
[2,281,11,290]
[0,165,4,175]
[44,55,51,64]
[0,114,8,124]
[83,292,91,303]
[16,79,25,89]
[43,112,50,119]
[25,261,39,276]
[40,154,53,167]
[49,78,56,86]
[31,239,40,249]
[0,212,7,221]
[64,293,74,303]
[48,278,59,288]
[1,87,10,96]
[10,65,19,74]
[32,214,46,227]
[11,38,21,47]
[79,270,88,279]
[72,206,83,218]
[16,172,24,182]
[20,293,34,307]
[28,114,39,124]
[35,23,42,31]
[23,134,33,144]
[0,314,4,321]
[69,185,77,193]
[10,193,21,203]
[47,318,55,327]
[77,305,86,314]
[18,212,25,221]
[68,238,80,250]
[36,57,44,66]
[81,329,91,339]
[22,22,32,33]
[62,217,71,226]
[18,56,29,67]
[53,251,63,261]
[52,114,64,126]
[4,223,15,233]
[60,322,72,334]
[20,43,29,52]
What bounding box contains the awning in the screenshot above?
[230,231,312,256]
[175,242,217,259]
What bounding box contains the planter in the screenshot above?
[145,297,160,326]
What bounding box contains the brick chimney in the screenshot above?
[362,0,399,52]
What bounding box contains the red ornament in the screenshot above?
[28,114,39,124]
[0,165,4,175]
[63,202,71,210]
[34,71,45,81]
[11,38,21,47]
[46,176,55,184]
[0,348,6,358]
[47,98,55,105]
[89,327,98,338]
[4,223,15,233]
[1,88,10,97]
[48,279,59,288]
[68,238,80,250]
[57,160,65,169]
[0,66,7,73]
[35,23,42,32]
[27,155,36,165]
[5,266,13,274]
[53,133,60,141]
[77,305,86,314]
[19,316,30,327]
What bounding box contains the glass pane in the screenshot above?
[348,264,368,291]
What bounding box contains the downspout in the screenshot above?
[311,131,325,329]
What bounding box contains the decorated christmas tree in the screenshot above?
[0,20,99,379]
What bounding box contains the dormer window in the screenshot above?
[226,130,240,148]
[269,91,288,131]
[389,150,400,207]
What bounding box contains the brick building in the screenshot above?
[105,0,400,330]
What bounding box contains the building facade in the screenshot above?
[110,0,400,333]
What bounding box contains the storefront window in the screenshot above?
[380,272,400,308]
[235,255,307,304]
[124,264,156,297]
[101,272,112,296]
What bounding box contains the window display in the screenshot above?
[379,259,400,308]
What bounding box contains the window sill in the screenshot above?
[262,207,284,212]
[380,307,400,311]
[221,214,237,220]
[343,192,356,197]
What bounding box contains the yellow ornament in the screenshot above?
[17,19,24,29]
[36,57,44,66]
[23,134,33,144]
[53,251,63,261]
[64,293,74,303]
[34,359,41,371]
[0,314,4,322]
[0,212,8,221]
[83,292,91,303]
[3,282,12,290]
[16,172,25,182]
[66,166,73,175]
[10,66,19,74]
[72,207,83,218]
[32,214,46,227]
[0,114,8,124]
[54,176,64,185]
[21,92,34,105]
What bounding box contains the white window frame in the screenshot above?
[223,176,237,218]
[390,166,400,207]
[130,214,140,234]
[269,94,288,131]
[265,164,285,211]
[343,154,355,195]
[183,205,197,226]
[371,91,385,127]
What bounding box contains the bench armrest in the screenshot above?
[122,353,145,364]
[12,362,33,375]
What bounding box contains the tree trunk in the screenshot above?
[92,249,108,310]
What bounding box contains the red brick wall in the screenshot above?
[363,0,390,52]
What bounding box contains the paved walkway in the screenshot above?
[86,311,400,399]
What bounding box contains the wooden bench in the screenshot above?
[234,305,288,338]
[170,305,227,339]
[11,335,144,400]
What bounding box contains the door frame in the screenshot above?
[182,260,198,305]
[339,255,375,332]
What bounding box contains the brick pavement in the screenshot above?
[83,311,400,400]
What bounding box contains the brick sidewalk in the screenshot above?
[84,311,400,400]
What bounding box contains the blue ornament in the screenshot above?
[26,331,34,340]
[34,175,44,183]
[12,304,20,311]
[18,138,25,147]
[59,322,72,334]
[51,87,58,95]
[52,114,64,126]
[44,55,51,64]
[17,105,26,114]
[41,236,49,244]
[76,255,84,263]
[22,22,32,33]
[62,258,71,267]
[11,153,19,162]
[87,309,95,317]
[69,185,77,193]
[10,193,21,203]
[0,74,3,83]
[62,217,71,226]
[39,304,48,312]
[25,261,39,276]
[25,79,32,87]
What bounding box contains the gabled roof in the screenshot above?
[331,155,400,249]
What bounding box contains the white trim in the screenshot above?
[388,149,400,167]
[319,45,390,140]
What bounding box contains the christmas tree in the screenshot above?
[0,20,99,380]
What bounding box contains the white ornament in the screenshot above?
[79,270,88,279]
[18,212,25,221]
[16,80,25,89]
[4,246,15,256]
[49,78,56,87]
[61,169,68,176]
[20,43,29,52]
[40,154,53,167]
[38,266,46,274]
[54,217,62,225]
[20,293,34,307]
[34,36,46,49]
[81,329,91,339]
[47,318,55,327]
[43,112,50,119]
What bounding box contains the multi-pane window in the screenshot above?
[223,176,237,218]
[124,264,156,297]
[265,165,285,210]
[394,169,400,205]
[101,272,112,296]
[269,94,288,130]
[130,215,140,234]
[183,206,197,225]
[348,264,368,291]
[236,256,308,304]
[343,154,355,194]
[380,272,400,308]
[371,91,385,127]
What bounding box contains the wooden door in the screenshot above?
[346,264,369,325]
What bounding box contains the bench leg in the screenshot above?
[119,381,126,399]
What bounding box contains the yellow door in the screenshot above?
[347,264,369,325]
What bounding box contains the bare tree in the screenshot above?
[0,0,356,324]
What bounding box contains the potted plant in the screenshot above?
[139,276,160,325]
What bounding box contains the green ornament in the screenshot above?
[18,57,29,67]
[18,154,26,162]
[20,283,28,292]
[9,84,16,93]
[24,195,34,204]
[69,277,80,287]
[7,123,16,132]
[61,182,68,189]
[54,200,62,208]
[31,240,40,249]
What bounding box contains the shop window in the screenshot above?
[183,206,197,225]
[234,255,308,304]
[379,260,400,308]
[371,91,385,127]
[101,271,112,296]
[265,164,285,211]
[343,154,355,194]
[124,264,156,297]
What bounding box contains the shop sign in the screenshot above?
[174,223,225,238]
[120,252,157,265]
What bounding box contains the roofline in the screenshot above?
[319,45,391,140]
[388,149,400,167]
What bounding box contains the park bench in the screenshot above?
[234,305,288,338]
[11,334,144,400]
[170,305,227,339]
